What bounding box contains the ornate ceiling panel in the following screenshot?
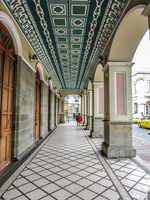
[3,0,128,91]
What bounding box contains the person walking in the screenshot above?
[76,113,83,127]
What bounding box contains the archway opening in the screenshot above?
[132,30,150,117]
[64,95,81,121]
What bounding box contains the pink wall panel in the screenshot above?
[116,73,125,114]
[98,89,103,113]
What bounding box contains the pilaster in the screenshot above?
[81,95,85,124]
[90,82,104,138]
[101,62,136,158]
[50,90,55,130]
[59,98,65,123]
[86,91,92,130]
[83,94,87,126]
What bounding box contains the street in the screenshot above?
[132,123,150,142]
[132,124,150,164]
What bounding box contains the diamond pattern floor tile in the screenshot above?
[1,122,150,200]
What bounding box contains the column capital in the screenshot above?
[87,90,92,94]
[93,81,104,86]
[102,62,134,72]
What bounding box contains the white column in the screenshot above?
[90,82,104,137]
[81,96,85,124]
[102,62,136,158]
[50,90,55,130]
[86,90,92,130]
[59,98,65,123]
[84,94,87,126]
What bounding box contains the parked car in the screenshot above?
[138,115,150,128]
[133,114,142,123]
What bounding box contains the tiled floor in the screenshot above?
[0,121,150,200]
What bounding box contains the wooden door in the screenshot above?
[0,23,15,170]
[34,69,41,142]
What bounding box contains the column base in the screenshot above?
[102,142,136,158]
[59,114,65,123]
[90,131,103,138]
[102,120,136,158]
[83,115,87,126]
[90,117,104,138]
[87,126,92,130]
[86,116,92,130]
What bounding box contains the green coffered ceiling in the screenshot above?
[3,0,128,92]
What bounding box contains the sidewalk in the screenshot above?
[133,135,150,165]
[0,122,150,200]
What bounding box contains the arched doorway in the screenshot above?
[0,22,16,169]
[65,95,81,120]
[34,69,41,142]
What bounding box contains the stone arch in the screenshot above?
[109,5,148,62]
[93,63,104,82]
[0,11,22,56]
[36,62,44,81]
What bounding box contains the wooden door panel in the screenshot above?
[9,114,12,129]
[0,136,7,163]
[2,88,9,112]
[1,114,8,131]
[10,90,13,112]
[6,133,12,160]
[9,62,14,88]
[3,57,9,87]
[0,50,3,83]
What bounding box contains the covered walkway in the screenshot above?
[0,122,150,200]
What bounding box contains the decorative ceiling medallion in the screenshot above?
[71,58,80,62]
[71,50,81,54]
[62,65,68,68]
[56,37,68,42]
[71,18,85,27]
[60,54,69,58]
[71,5,87,16]
[62,62,69,65]
[61,58,69,62]
[58,44,68,48]
[71,55,80,58]
[71,29,84,36]
[50,4,66,15]
[71,37,82,43]
[71,44,81,49]
[55,28,67,35]
[53,18,67,26]
[59,50,68,54]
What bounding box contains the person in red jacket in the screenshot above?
[76,113,83,127]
